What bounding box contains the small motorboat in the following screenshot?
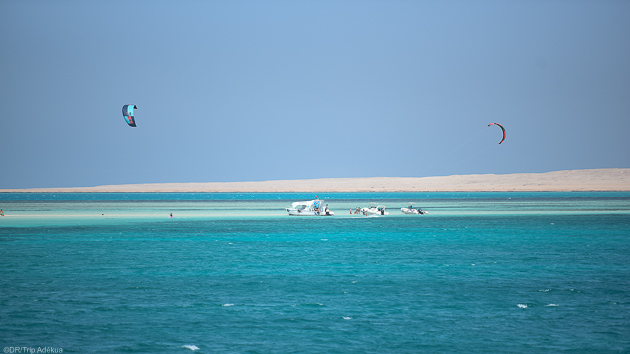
[286,199,334,216]
[401,204,428,215]
[361,205,389,216]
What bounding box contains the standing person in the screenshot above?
[0,209,4,216]
[170,213,173,218]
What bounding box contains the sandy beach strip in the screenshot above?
[1,169,629,193]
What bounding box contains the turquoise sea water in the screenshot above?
[1,192,629,353]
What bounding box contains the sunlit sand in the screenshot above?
[2,169,628,193]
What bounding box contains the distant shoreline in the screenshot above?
[1,169,629,193]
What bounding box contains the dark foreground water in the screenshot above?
[1,193,629,352]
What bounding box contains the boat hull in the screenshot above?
[361,208,389,216]
[286,209,334,216]
[285,199,334,216]
[401,208,428,215]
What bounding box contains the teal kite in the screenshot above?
[122,105,137,127]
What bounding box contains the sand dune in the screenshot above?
[2,169,629,193]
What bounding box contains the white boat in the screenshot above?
[361,205,389,216]
[401,204,428,215]
[286,200,334,216]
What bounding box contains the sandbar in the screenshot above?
[1,169,629,193]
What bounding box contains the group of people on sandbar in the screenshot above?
[350,207,360,214]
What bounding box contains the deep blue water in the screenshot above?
[1,193,629,352]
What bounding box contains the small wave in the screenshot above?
[546,304,559,307]
[182,345,199,351]
[517,304,528,308]
[223,303,234,307]
[342,316,352,320]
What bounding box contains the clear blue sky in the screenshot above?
[1,0,629,189]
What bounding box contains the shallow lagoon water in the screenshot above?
[1,192,629,352]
